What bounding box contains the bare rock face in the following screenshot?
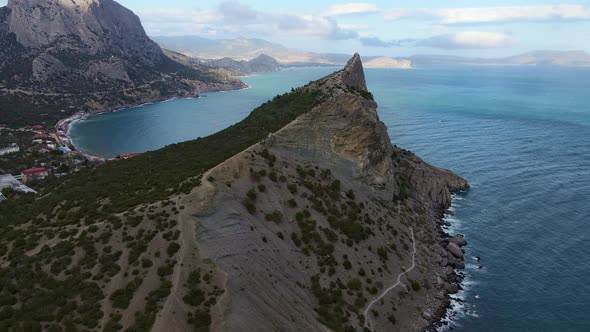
[7,0,162,62]
[392,147,469,209]
[339,53,367,91]
[85,59,131,82]
[271,54,393,191]
[31,53,67,82]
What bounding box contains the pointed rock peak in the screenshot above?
[341,53,367,91]
[345,53,362,69]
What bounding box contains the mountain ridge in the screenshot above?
[0,53,469,331]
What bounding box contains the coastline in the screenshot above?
[56,84,252,161]
[429,191,470,331]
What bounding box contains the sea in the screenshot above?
[69,65,590,331]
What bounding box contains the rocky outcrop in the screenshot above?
[392,146,469,209]
[0,0,246,126]
[447,242,464,259]
[340,53,367,91]
[449,234,467,247]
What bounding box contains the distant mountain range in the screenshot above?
[407,51,590,67]
[154,36,590,68]
[164,49,281,77]
[154,36,410,68]
[205,54,281,74]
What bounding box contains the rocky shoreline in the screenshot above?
[428,194,470,331]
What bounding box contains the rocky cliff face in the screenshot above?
[7,0,162,62]
[0,0,245,126]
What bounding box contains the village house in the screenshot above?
[0,174,37,201]
[21,167,49,184]
[0,144,19,156]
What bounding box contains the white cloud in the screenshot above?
[218,0,259,24]
[339,23,371,30]
[136,2,359,40]
[360,36,417,47]
[418,31,515,49]
[384,5,590,24]
[274,14,359,39]
[138,9,219,23]
[325,3,379,16]
[137,9,221,36]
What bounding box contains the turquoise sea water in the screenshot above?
[70,65,590,331]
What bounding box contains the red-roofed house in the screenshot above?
[34,133,48,139]
[21,167,49,183]
[31,125,44,130]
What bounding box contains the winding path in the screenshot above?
[363,227,416,331]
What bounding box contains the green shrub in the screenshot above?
[291,233,302,247]
[346,189,355,200]
[265,211,283,224]
[410,279,421,292]
[377,247,388,261]
[287,183,297,194]
[243,198,256,214]
[247,189,257,200]
[343,260,352,270]
[347,279,362,291]
[167,242,180,257]
[388,314,397,325]
[110,277,143,309]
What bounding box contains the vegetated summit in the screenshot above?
[0,53,469,331]
[0,0,245,126]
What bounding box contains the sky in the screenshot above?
[2,0,590,57]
